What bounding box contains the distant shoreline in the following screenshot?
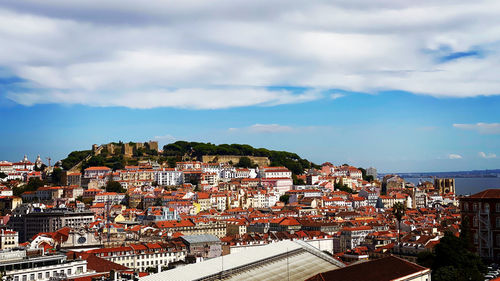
[379,169,500,178]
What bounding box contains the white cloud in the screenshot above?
[330,93,345,100]
[7,88,320,109]
[479,151,497,158]
[154,134,177,142]
[229,124,293,133]
[453,123,500,134]
[1,1,500,108]
[448,153,463,159]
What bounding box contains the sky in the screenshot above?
[0,0,499,172]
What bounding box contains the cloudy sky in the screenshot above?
[0,0,499,172]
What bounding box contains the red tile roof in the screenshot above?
[306,256,429,281]
[468,189,500,199]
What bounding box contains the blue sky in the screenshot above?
[1,88,498,173]
[0,1,499,172]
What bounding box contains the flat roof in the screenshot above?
[141,240,343,281]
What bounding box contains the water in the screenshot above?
[403,177,500,195]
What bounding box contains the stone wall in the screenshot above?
[202,155,270,167]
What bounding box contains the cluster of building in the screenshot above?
[0,153,492,280]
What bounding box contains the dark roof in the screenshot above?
[181,234,220,244]
[68,252,129,273]
[468,189,500,199]
[305,256,428,281]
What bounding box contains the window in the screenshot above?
[474,233,478,244]
[473,217,478,227]
[463,202,468,211]
[497,235,500,246]
[38,273,42,279]
[497,203,500,213]
[496,217,500,228]
[30,274,34,281]
[67,269,72,275]
[45,272,50,278]
[473,203,478,211]
[485,203,490,213]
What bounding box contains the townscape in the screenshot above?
[0,141,494,281]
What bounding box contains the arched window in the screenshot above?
[463,202,469,211]
[485,203,490,213]
[473,216,478,227]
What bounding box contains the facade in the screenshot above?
[366,167,377,179]
[0,229,18,250]
[0,250,89,281]
[258,167,292,179]
[63,172,82,187]
[85,242,187,272]
[84,166,111,178]
[339,226,374,251]
[8,207,95,242]
[180,234,222,259]
[154,219,227,238]
[460,189,500,261]
[94,192,126,205]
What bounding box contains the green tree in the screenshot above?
[392,202,406,255]
[51,168,63,185]
[279,195,290,204]
[459,215,473,251]
[26,177,44,191]
[416,251,435,268]
[106,180,125,193]
[236,156,255,168]
[167,157,177,168]
[61,150,92,170]
[431,232,485,281]
[154,198,163,206]
[292,175,305,185]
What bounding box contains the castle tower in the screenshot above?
[434,178,455,195]
[148,141,159,151]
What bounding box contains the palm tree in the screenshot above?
[392,202,406,255]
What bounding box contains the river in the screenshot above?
[403,177,500,195]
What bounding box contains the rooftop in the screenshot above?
[141,240,343,281]
[306,255,429,281]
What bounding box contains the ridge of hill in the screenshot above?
[60,141,320,175]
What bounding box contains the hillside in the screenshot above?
[163,141,320,174]
[60,141,319,175]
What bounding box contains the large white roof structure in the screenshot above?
[141,240,344,281]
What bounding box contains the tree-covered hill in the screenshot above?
[60,141,319,175]
[163,141,320,174]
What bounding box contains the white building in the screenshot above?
[0,230,18,250]
[84,166,111,178]
[0,251,90,281]
[86,242,187,272]
[258,167,292,179]
[156,168,183,186]
[94,192,126,205]
[220,167,236,179]
[340,226,374,251]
